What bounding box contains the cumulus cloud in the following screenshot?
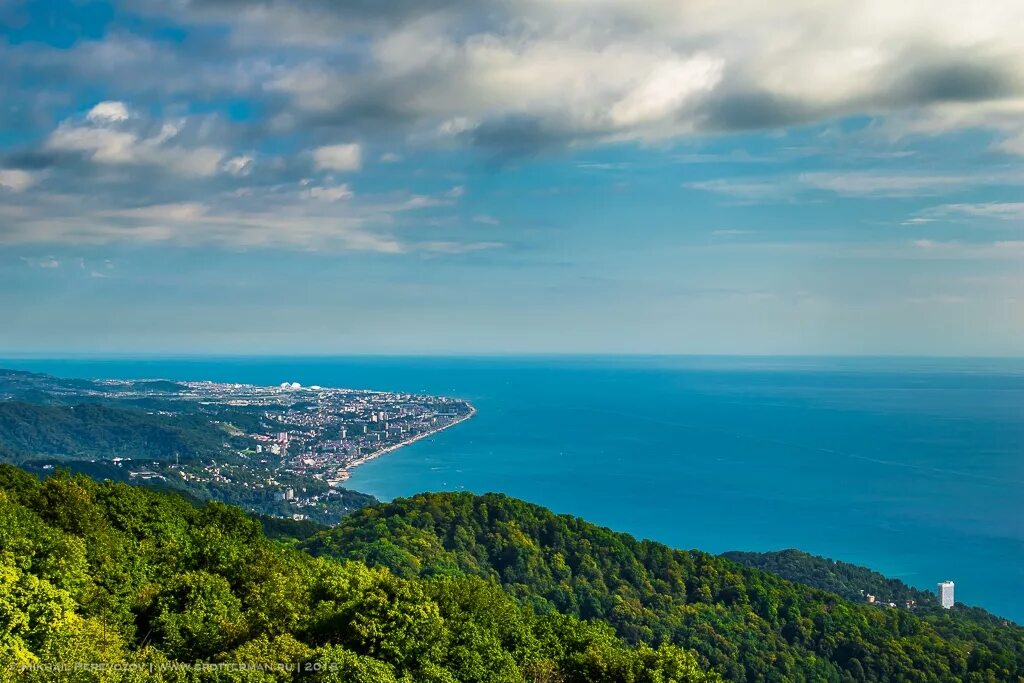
[222,154,254,176]
[86,101,130,124]
[0,169,35,192]
[120,0,1024,153]
[313,144,362,171]
[45,108,226,177]
[5,0,1024,254]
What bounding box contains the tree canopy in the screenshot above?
[0,465,717,683]
[303,492,1024,682]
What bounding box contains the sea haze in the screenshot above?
[3,356,1022,623]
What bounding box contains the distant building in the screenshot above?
[285,487,295,501]
[866,594,876,604]
[938,581,955,609]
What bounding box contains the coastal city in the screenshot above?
[175,378,474,483]
[0,369,474,524]
[117,379,475,522]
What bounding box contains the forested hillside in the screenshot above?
[0,465,717,682]
[303,492,1024,682]
[723,549,1023,651]
[2,462,1021,682]
[722,549,936,608]
[0,399,378,524]
[0,401,235,463]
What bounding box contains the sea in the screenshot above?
[2,355,1022,623]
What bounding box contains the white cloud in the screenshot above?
[912,238,1024,259]
[687,169,1014,201]
[473,214,500,225]
[608,55,723,128]
[313,144,362,171]
[0,185,493,254]
[684,178,784,201]
[797,171,970,197]
[48,125,136,163]
[0,169,35,193]
[222,155,255,177]
[304,183,354,202]
[20,256,61,269]
[86,101,130,124]
[46,109,225,177]
[154,0,1024,151]
[996,130,1024,155]
[420,240,505,254]
[3,201,402,252]
[925,202,1024,220]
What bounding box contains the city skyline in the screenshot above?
[2,1,1023,356]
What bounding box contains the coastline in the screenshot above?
[335,403,477,480]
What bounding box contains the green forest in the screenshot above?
[0,465,717,682]
[303,492,1024,682]
[1,467,1022,681]
[0,400,377,524]
[0,401,235,464]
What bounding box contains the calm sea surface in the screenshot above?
[3,356,1022,622]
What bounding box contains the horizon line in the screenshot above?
[2,352,1023,361]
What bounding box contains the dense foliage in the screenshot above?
[304,492,1024,683]
[722,549,936,608]
[723,549,1024,672]
[0,401,235,464]
[0,465,718,682]
[0,401,377,523]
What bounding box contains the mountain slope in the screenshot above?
[0,401,233,463]
[0,465,717,682]
[302,491,1024,683]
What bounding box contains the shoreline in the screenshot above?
[335,403,476,480]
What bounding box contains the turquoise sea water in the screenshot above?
[2,356,1022,622]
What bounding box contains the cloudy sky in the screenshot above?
[2,0,1023,355]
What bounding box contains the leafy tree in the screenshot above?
[0,466,720,683]
[303,491,1024,682]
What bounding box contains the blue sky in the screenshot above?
[1,0,1023,355]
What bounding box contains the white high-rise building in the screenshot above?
[938,581,955,609]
